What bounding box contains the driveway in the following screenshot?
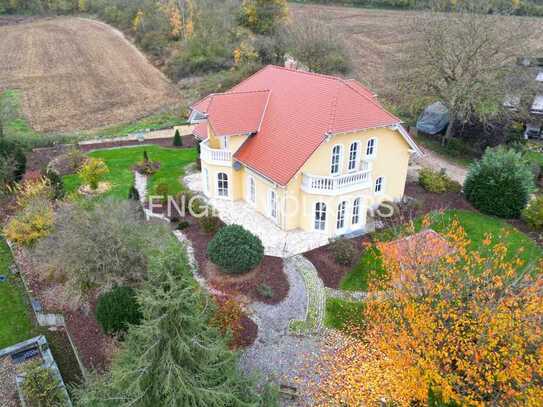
[408,146,469,185]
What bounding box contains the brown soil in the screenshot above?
[0,17,179,133]
[404,182,473,215]
[233,315,258,349]
[180,218,289,305]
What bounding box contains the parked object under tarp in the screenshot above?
[416,102,449,135]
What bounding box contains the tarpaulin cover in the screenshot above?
[416,101,449,135]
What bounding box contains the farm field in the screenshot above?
[0,17,180,134]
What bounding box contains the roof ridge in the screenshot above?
[265,64,345,82]
[219,89,271,96]
[326,81,341,134]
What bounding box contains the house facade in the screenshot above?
[190,65,421,238]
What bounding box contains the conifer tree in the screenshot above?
[75,246,277,406]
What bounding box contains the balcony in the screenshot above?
[301,167,372,195]
[200,140,232,166]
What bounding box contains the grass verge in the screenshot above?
[0,238,34,349]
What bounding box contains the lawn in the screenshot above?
[0,238,34,349]
[64,145,197,200]
[324,298,365,331]
[340,209,542,293]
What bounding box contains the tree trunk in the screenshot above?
[442,115,455,146]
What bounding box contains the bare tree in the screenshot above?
[394,10,542,142]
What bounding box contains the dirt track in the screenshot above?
[0,17,180,133]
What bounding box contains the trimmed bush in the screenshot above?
[464,147,535,218]
[173,129,183,147]
[44,169,65,200]
[95,286,142,336]
[522,196,543,229]
[128,185,140,201]
[208,225,264,274]
[330,238,357,266]
[198,214,221,234]
[419,168,461,193]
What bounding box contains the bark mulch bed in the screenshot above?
[13,248,116,372]
[404,182,473,215]
[180,217,289,305]
[305,236,370,290]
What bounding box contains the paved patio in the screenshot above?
[184,172,330,258]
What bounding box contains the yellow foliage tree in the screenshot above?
[78,158,109,190]
[240,0,288,35]
[314,219,543,406]
[133,9,145,33]
[4,198,54,246]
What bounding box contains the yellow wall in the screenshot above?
[200,127,412,237]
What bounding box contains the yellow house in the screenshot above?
[190,65,421,238]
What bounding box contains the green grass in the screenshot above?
[340,246,386,292]
[64,145,197,200]
[324,298,365,331]
[424,209,542,266]
[413,133,475,167]
[0,238,34,349]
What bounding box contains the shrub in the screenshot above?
[96,286,142,336]
[464,147,535,218]
[173,129,183,147]
[208,225,264,274]
[521,196,543,229]
[128,185,140,201]
[13,177,53,208]
[330,238,357,266]
[4,198,54,246]
[155,183,169,203]
[419,168,462,193]
[177,220,190,230]
[257,283,274,299]
[44,169,65,200]
[198,214,221,234]
[79,158,109,190]
[133,150,160,175]
[21,360,66,406]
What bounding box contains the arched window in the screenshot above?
[366,138,377,158]
[314,202,327,231]
[336,201,347,231]
[348,142,360,171]
[331,145,342,175]
[352,197,361,226]
[217,172,229,197]
[375,176,384,193]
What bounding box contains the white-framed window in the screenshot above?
[247,175,256,204]
[217,172,229,197]
[352,197,361,226]
[336,201,347,231]
[331,145,342,175]
[314,202,327,231]
[348,142,360,171]
[203,168,209,194]
[268,189,278,220]
[366,138,377,158]
[375,176,384,194]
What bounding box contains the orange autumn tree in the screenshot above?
[315,219,543,406]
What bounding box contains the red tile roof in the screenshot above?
[191,65,403,186]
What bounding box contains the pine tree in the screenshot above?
[143,150,149,163]
[128,185,140,201]
[75,246,277,406]
[173,129,183,147]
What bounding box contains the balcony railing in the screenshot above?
[301,166,372,195]
[200,140,232,166]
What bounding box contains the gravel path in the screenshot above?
[240,257,329,406]
[408,146,469,184]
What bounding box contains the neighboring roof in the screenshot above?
[191,65,413,186]
[532,94,543,113]
[379,229,453,273]
[536,71,543,82]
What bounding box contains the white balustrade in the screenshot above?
[302,165,372,195]
[200,140,232,166]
